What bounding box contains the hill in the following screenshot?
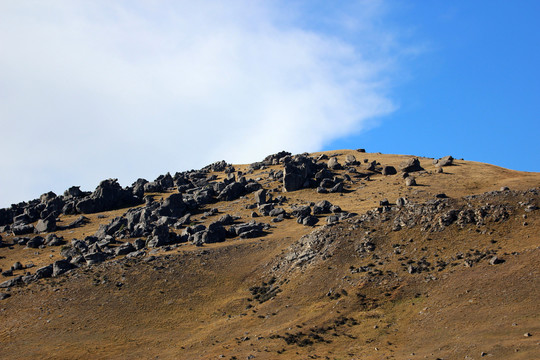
[0,150,539,359]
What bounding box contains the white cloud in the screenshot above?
[0,0,397,207]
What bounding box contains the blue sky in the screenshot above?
[0,1,538,207]
[324,1,540,171]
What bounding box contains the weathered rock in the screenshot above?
[12,224,34,236]
[345,155,357,166]
[76,178,142,214]
[218,182,246,201]
[35,265,53,279]
[0,292,11,300]
[313,200,332,215]
[434,155,454,167]
[399,158,423,172]
[302,216,319,226]
[382,166,397,175]
[52,260,74,277]
[327,157,342,170]
[84,252,107,265]
[95,217,127,239]
[35,214,56,233]
[489,256,505,265]
[157,193,187,218]
[26,236,45,248]
[291,205,311,218]
[254,189,267,205]
[405,177,417,186]
[115,242,136,256]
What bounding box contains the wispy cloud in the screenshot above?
[0,0,398,206]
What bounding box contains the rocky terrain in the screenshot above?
[0,149,538,359]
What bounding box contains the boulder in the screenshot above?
[52,260,74,277]
[301,216,319,226]
[254,189,267,205]
[399,158,423,172]
[382,166,397,175]
[405,177,417,186]
[26,236,45,248]
[76,178,142,214]
[313,200,332,215]
[157,193,187,218]
[34,214,56,233]
[434,155,454,167]
[35,265,53,279]
[217,182,246,201]
[327,157,342,170]
[344,155,357,166]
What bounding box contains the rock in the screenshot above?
[345,155,357,166]
[229,221,265,238]
[63,186,86,198]
[0,292,11,300]
[435,155,454,166]
[405,177,417,186]
[115,242,136,256]
[327,157,341,170]
[379,199,390,206]
[396,197,408,207]
[291,205,311,218]
[34,214,56,233]
[435,193,448,199]
[382,166,397,175]
[75,178,142,214]
[134,238,146,250]
[489,256,505,265]
[218,182,246,201]
[11,261,23,271]
[217,214,235,225]
[500,186,509,191]
[0,276,22,288]
[313,200,332,215]
[258,203,275,216]
[302,216,319,226]
[268,208,286,217]
[26,236,45,248]
[253,189,267,205]
[35,265,53,279]
[356,148,366,153]
[12,224,34,236]
[399,158,423,172]
[52,260,74,277]
[95,217,127,239]
[434,166,443,173]
[157,193,187,218]
[326,215,339,225]
[84,252,107,265]
[329,182,344,193]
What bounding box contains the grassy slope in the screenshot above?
[0,150,539,359]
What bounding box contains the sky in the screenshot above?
[0,1,539,207]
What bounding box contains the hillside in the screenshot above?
[0,150,539,360]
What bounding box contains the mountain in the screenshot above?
[0,150,538,360]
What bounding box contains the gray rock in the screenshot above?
[405,177,417,186]
[327,157,342,170]
[35,265,53,279]
[34,214,56,233]
[26,236,45,248]
[302,216,319,226]
[254,189,267,205]
[399,158,423,172]
[52,260,74,277]
[115,242,136,256]
[382,166,397,175]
